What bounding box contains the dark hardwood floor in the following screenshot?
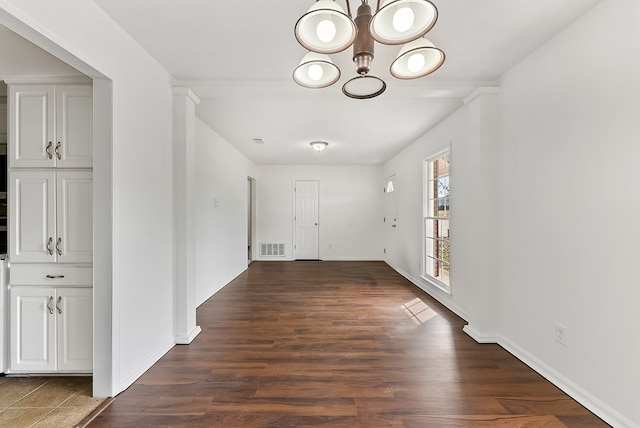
[90,261,607,427]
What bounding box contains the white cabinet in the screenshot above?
[7,80,93,375]
[9,287,92,373]
[9,170,92,263]
[9,84,92,168]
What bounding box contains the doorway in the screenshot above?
[384,175,397,267]
[293,180,319,260]
[247,176,256,264]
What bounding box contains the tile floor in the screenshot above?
[0,376,106,427]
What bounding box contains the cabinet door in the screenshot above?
[9,287,56,372]
[9,85,55,168]
[56,171,93,263]
[55,85,93,168]
[57,288,92,372]
[9,171,56,263]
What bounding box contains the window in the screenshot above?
[423,150,450,290]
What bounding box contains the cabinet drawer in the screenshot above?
[9,264,92,286]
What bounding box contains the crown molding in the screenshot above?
[463,86,501,105]
[177,79,498,99]
[173,87,200,105]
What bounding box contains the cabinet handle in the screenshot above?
[46,141,53,159]
[56,296,63,315]
[55,142,62,160]
[47,296,54,315]
[46,274,65,279]
[56,237,63,256]
[47,237,54,255]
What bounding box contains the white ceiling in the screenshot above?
[8,2,603,165]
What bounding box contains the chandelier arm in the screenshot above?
[345,0,352,17]
[376,0,380,12]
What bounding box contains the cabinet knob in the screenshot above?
[55,142,62,160]
[47,237,54,255]
[46,141,53,160]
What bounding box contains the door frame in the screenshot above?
[247,176,256,264]
[384,174,398,266]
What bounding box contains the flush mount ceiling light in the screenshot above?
[293,0,445,99]
[310,141,329,152]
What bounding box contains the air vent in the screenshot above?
[260,243,285,257]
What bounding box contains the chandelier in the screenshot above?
[293,0,445,99]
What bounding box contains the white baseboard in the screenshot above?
[465,329,635,428]
[118,338,175,394]
[255,257,385,262]
[462,324,499,344]
[175,326,202,345]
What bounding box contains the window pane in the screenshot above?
[436,198,450,217]
[438,220,450,239]
[424,151,451,288]
[386,180,394,193]
[439,239,450,264]
[439,262,450,285]
[437,176,449,198]
[434,157,449,177]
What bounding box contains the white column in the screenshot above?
[461,87,501,343]
[173,87,201,344]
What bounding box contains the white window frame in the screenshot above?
[421,148,451,293]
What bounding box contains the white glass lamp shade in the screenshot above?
[295,0,357,54]
[390,38,445,79]
[294,52,341,88]
[370,0,438,45]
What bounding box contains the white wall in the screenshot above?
[384,0,640,426]
[0,0,177,395]
[256,165,384,261]
[497,0,640,426]
[195,118,255,306]
[0,25,81,77]
[383,106,472,319]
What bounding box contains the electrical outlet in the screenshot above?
[555,323,568,346]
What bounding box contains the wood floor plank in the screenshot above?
[90,261,608,427]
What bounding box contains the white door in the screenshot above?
[294,180,319,260]
[56,171,93,263]
[247,177,254,263]
[10,287,56,372]
[10,170,56,263]
[57,288,93,372]
[56,85,93,168]
[9,84,55,168]
[384,175,398,266]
